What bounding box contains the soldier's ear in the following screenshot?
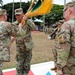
[69,8,72,14]
[3,15,6,19]
[4,15,7,20]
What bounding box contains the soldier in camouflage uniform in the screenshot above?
[0,9,24,75]
[48,20,64,71]
[12,8,35,75]
[53,1,75,75]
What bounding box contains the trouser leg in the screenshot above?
[16,52,24,75]
[56,65,75,75]
[0,60,3,75]
[23,50,32,75]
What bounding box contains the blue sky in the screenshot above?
[3,0,72,5]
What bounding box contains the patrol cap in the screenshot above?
[63,1,75,11]
[56,20,64,25]
[56,22,61,25]
[15,8,23,15]
[59,20,64,24]
[0,9,7,16]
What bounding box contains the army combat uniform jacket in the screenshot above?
[0,21,23,62]
[56,18,75,74]
[13,19,35,51]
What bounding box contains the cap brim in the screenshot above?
[15,13,22,15]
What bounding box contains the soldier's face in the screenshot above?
[63,7,72,21]
[58,24,62,28]
[15,14,23,22]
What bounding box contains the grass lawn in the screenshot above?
[3,31,54,69]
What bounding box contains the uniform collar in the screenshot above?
[71,18,75,20]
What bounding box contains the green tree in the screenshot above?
[2,2,30,22]
[41,4,64,27]
[2,2,64,26]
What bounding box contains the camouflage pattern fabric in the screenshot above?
[0,21,24,75]
[0,60,3,75]
[0,8,26,75]
[13,19,35,75]
[16,50,32,75]
[0,21,17,62]
[52,27,61,66]
[55,18,75,75]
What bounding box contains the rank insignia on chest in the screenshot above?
[58,35,64,44]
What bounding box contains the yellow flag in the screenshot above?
[26,0,53,17]
[21,0,53,25]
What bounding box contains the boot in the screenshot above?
[51,67,57,72]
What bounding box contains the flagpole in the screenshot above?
[12,0,14,22]
[43,15,45,26]
[20,0,21,8]
[72,0,75,1]
[64,0,66,8]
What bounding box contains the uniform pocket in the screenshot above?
[24,40,34,51]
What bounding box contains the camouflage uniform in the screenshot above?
[0,21,22,75]
[54,1,75,75]
[0,9,24,75]
[13,8,35,75]
[55,18,75,75]
[0,61,3,75]
[13,20,35,75]
[51,20,64,68]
